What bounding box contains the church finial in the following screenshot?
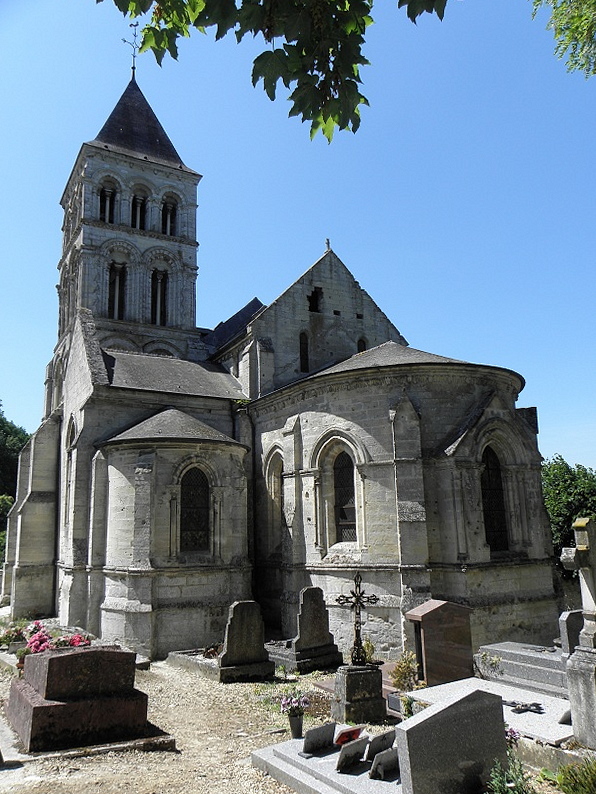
[122,22,140,80]
[325,238,331,251]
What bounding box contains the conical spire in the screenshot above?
[91,77,185,167]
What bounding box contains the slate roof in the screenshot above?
[90,77,192,170]
[311,341,466,377]
[102,408,241,446]
[101,350,247,399]
[203,297,265,352]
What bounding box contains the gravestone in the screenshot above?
[405,599,474,686]
[301,722,337,756]
[267,587,343,673]
[559,609,583,666]
[336,735,369,772]
[5,646,148,752]
[218,600,275,682]
[369,747,399,780]
[366,728,395,762]
[395,688,507,794]
[562,518,596,748]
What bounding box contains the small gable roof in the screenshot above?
[90,78,194,171]
[102,350,247,400]
[101,408,242,446]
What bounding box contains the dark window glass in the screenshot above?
[334,451,356,542]
[481,447,509,553]
[151,270,168,326]
[299,332,309,373]
[108,264,126,320]
[180,468,210,552]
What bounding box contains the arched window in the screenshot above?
[151,269,168,326]
[481,446,509,553]
[299,332,309,373]
[265,453,284,559]
[161,198,177,236]
[357,338,367,353]
[99,185,116,224]
[334,452,356,542]
[131,193,147,230]
[108,263,126,320]
[180,467,210,552]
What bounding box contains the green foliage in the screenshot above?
[557,757,596,794]
[534,0,596,76]
[101,1,596,139]
[541,454,596,558]
[474,650,504,679]
[98,0,445,140]
[487,750,536,794]
[362,635,375,663]
[0,494,14,561]
[0,402,29,499]
[389,649,420,691]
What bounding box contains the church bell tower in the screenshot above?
[56,76,201,359]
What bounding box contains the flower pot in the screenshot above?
[288,714,303,739]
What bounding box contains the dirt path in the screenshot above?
[0,664,562,793]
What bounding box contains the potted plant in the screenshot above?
[280,689,310,739]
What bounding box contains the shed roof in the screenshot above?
[102,350,246,400]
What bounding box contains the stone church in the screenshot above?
[2,77,559,659]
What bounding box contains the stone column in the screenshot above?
[563,518,596,749]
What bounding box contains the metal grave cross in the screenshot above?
[336,572,379,665]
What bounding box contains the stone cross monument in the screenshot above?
[331,574,386,723]
[561,517,596,748]
[336,572,379,665]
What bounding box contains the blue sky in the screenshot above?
[1,0,595,468]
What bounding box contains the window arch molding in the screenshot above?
[262,446,285,560]
[310,432,368,552]
[129,183,152,230]
[170,455,221,558]
[96,174,122,224]
[159,190,183,236]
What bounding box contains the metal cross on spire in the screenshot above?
[336,573,379,665]
[122,22,140,79]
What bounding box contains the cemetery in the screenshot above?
[0,531,596,793]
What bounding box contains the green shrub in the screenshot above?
[390,650,420,691]
[557,757,596,794]
[487,751,535,794]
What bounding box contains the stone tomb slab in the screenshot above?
[400,677,574,747]
[253,737,402,794]
[5,646,150,753]
[25,646,136,701]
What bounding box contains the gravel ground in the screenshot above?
[0,663,564,793]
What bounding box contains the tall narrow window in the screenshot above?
[108,263,126,320]
[334,452,356,542]
[161,200,177,236]
[100,187,115,224]
[180,468,210,552]
[131,195,147,230]
[299,332,309,373]
[151,270,168,325]
[357,338,367,353]
[481,446,509,553]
